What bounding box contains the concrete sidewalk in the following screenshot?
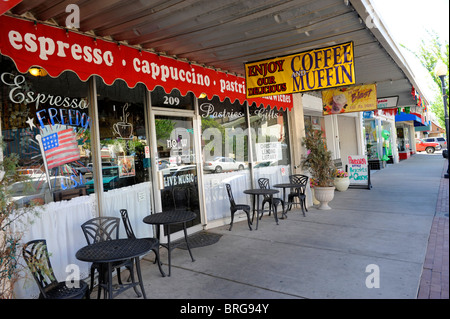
[116,152,447,300]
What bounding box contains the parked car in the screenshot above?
[85,166,121,193]
[203,156,247,173]
[423,137,446,150]
[415,139,440,154]
[8,176,77,207]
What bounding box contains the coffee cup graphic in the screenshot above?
[113,122,133,139]
[113,103,133,139]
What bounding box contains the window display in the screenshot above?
[199,96,251,221]
[1,55,91,206]
[94,77,149,193]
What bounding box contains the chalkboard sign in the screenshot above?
[347,155,372,189]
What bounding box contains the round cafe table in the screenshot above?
[143,210,196,276]
[76,238,152,299]
[273,183,306,217]
[243,188,279,230]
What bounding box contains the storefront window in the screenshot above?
[1,55,90,206]
[250,104,291,184]
[199,96,251,221]
[94,78,149,193]
[364,119,380,160]
[396,126,410,152]
[304,115,326,136]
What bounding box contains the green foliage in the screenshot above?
[1,140,39,299]
[300,130,336,187]
[402,30,449,128]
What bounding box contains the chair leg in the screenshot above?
[153,248,166,277]
[300,198,306,216]
[89,267,95,293]
[127,263,142,298]
[229,211,235,231]
[245,210,252,231]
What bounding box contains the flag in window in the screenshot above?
[42,128,80,169]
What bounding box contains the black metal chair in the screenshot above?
[119,209,166,277]
[288,174,309,216]
[22,239,89,299]
[258,178,285,218]
[80,216,139,298]
[225,183,252,231]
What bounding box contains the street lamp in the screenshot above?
[434,60,449,178]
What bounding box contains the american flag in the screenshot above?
[42,128,80,169]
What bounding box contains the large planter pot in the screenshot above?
[311,188,320,206]
[314,186,335,210]
[334,177,350,192]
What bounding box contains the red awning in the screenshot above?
[0,15,292,111]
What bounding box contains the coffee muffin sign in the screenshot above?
[321,84,377,115]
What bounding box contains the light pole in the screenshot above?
[434,60,449,178]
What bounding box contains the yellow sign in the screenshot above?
[321,84,377,115]
[245,42,355,98]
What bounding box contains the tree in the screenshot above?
[402,30,449,129]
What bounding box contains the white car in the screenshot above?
[203,157,247,173]
[8,176,77,206]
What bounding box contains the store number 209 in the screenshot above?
[163,96,180,106]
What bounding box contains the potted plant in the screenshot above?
[309,178,320,206]
[334,169,350,192]
[1,141,39,298]
[300,130,336,210]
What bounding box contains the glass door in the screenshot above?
[154,114,201,232]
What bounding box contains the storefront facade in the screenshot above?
[363,109,398,168]
[302,93,365,170]
[395,107,430,159]
[0,15,294,297]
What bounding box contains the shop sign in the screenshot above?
[255,142,282,162]
[245,42,355,98]
[347,155,369,186]
[0,0,22,16]
[0,15,292,111]
[321,84,377,115]
[377,96,399,109]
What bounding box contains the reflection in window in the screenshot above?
[1,55,90,206]
[199,96,249,170]
[249,104,291,184]
[199,96,251,222]
[93,78,149,194]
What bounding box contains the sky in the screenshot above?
[371,0,449,104]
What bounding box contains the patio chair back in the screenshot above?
[81,216,120,244]
[120,209,136,239]
[22,239,89,299]
[225,183,236,208]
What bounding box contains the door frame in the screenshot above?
[148,104,206,240]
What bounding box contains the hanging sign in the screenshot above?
[0,0,22,16]
[321,84,377,115]
[377,96,399,109]
[0,15,292,111]
[245,42,355,98]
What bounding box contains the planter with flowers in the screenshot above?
[300,130,336,210]
[309,178,320,206]
[334,169,350,192]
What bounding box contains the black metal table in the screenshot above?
[76,238,152,299]
[143,210,196,276]
[243,188,279,230]
[273,183,301,218]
